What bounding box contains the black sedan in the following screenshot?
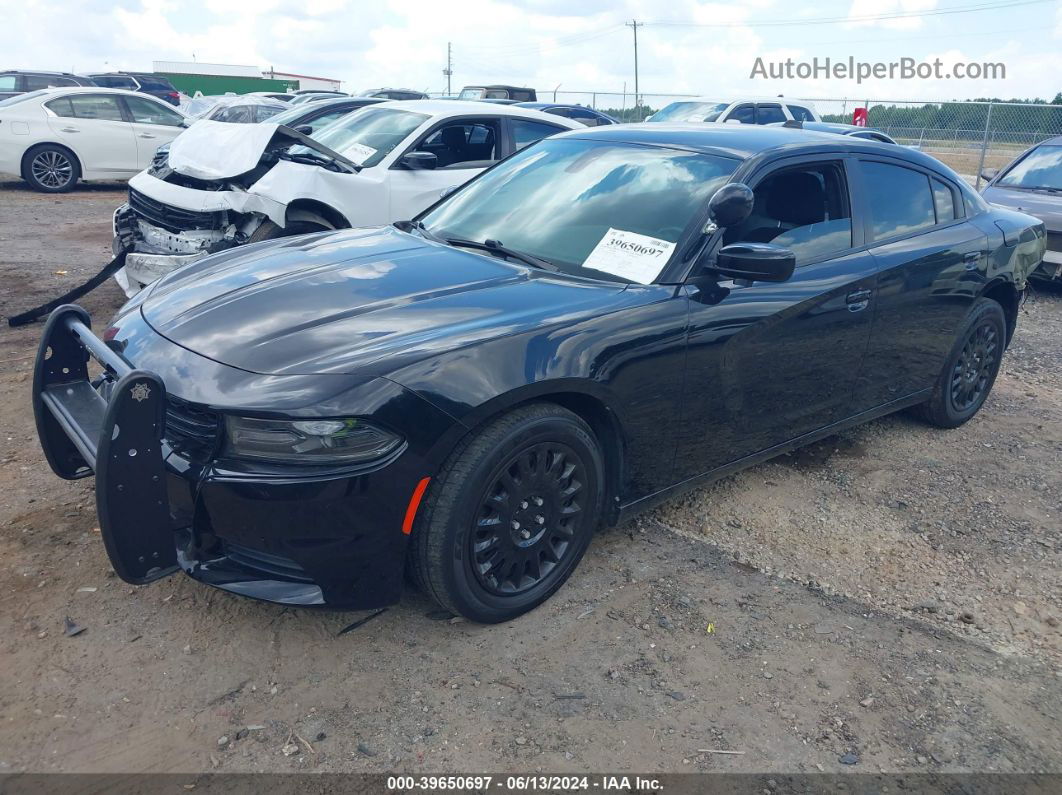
[33,125,1045,623]
[266,96,385,136]
[980,135,1062,283]
[515,102,619,126]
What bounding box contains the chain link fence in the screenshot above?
[803,98,1062,185]
[430,91,1062,185]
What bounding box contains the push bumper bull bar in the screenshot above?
[32,304,178,584]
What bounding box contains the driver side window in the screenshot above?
[723,162,852,266]
[415,121,498,168]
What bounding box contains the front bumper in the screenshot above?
[32,306,453,609]
[112,203,235,298]
[1031,249,1062,282]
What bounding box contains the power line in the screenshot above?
[645,0,1053,29]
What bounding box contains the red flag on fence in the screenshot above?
[852,107,868,127]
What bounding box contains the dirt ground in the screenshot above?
[0,182,1059,776]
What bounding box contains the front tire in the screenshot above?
[409,403,605,623]
[914,297,1006,428]
[23,144,80,192]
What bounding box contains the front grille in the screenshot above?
[223,542,312,582]
[165,396,221,457]
[1047,230,1061,253]
[129,188,226,233]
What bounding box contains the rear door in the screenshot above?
[388,116,504,220]
[675,155,877,479]
[851,158,987,408]
[44,93,138,175]
[120,95,186,169]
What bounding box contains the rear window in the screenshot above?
[92,75,136,89]
[787,104,815,121]
[756,104,786,124]
[46,94,125,121]
[932,178,957,222]
[136,76,174,91]
[860,161,936,240]
[0,89,49,107]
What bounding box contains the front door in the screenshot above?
[674,157,876,480]
[388,118,502,220]
[120,95,186,170]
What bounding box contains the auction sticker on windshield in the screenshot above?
[582,228,676,284]
[344,142,378,164]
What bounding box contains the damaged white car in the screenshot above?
[112,100,581,295]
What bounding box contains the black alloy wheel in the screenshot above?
[915,297,1006,428]
[949,321,998,412]
[472,441,586,596]
[408,403,604,623]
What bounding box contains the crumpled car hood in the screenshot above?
[139,226,626,377]
[168,120,358,181]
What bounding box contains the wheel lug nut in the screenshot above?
[520,500,528,509]
[511,520,520,530]
[521,530,531,540]
[533,497,544,507]
[535,515,545,524]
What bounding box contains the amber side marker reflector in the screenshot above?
[402,477,431,535]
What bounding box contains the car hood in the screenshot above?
[139,226,628,377]
[167,120,359,181]
[982,185,1062,231]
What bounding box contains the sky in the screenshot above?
[3,0,1060,108]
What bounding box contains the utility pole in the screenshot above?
[442,42,453,96]
[626,20,640,118]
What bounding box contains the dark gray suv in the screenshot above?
[0,70,96,100]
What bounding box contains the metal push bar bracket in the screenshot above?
[32,305,179,584]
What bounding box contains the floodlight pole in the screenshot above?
[627,20,640,117]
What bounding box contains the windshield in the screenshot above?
[183,97,221,117]
[649,101,729,123]
[997,144,1062,191]
[306,107,428,167]
[420,138,738,283]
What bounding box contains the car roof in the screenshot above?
[661,96,816,106]
[370,99,583,125]
[1,69,85,76]
[554,122,947,169]
[770,121,888,136]
[516,102,599,111]
[297,96,383,108]
[21,86,176,99]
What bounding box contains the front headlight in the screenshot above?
[223,417,402,464]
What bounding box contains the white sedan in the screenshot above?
[0,87,188,192]
[114,101,582,294]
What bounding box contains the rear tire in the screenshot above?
[913,297,1006,428]
[409,403,605,623]
[22,144,80,193]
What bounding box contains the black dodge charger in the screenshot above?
[33,125,1045,622]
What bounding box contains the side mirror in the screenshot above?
[292,124,313,135]
[980,167,998,182]
[400,151,438,170]
[708,183,754,228]
[715,243,795,283]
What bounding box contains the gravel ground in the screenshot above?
[0,182,1059,775]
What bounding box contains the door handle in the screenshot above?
[963,251,981,270]
[60,127,80,133]
[846,288,872,311]
[138,133,157,139]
